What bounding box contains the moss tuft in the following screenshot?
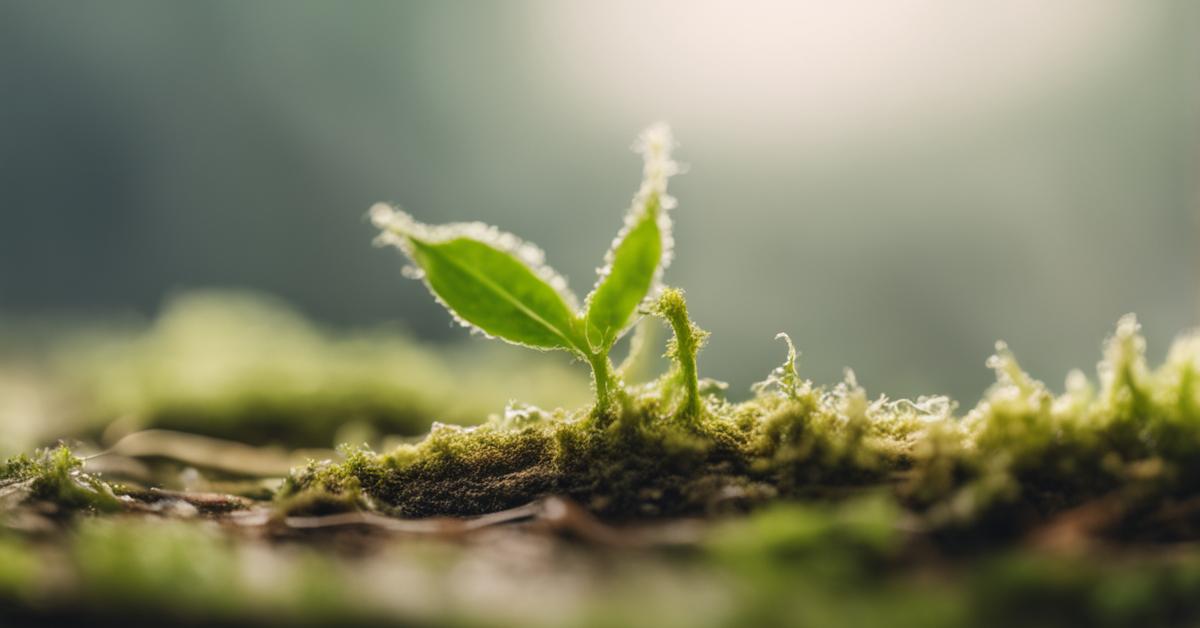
[0,445,121,512]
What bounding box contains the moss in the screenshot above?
[706,493,904,567]
[61,518,390,626]
[282,312,1200,542]
[281,351,912,518]
[48,290,588,447]
[903,317,1200,543]
[12,496,1200,627]
[0,445,120,512]
[703,498,1200,628]
[0,533,39,603]
[73,519,244,617]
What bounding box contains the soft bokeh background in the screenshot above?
[2,0,1197,402]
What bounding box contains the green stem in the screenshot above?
[654,288,706,422]
[666,313,701,420]
[588,352,617,415]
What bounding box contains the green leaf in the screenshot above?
[372,206,584,353]
[584,123,678,352]
[585,195,664,351]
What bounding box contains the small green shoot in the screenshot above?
[652,287,708,422]
[753,332,806,400]
[371,125,680,414]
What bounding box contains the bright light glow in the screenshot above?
[537,0,1149,148]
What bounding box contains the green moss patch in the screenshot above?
[34,291,587,448]
[0,445,120,513]
[283,314,1200,544]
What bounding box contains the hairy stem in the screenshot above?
[654,288,707,422]
[588,352,617,415]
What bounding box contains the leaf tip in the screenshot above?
[369,203,421,248]
[633,123,682,203]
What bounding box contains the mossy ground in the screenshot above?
[5,483,1200,627]
[0,291,589,453]
[4,301,1200,625]
[0,445,120,513]
[282,314,1200,549]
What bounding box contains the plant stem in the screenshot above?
[588,352,616,415]
[666,313,701,420]
[654,288,707,422]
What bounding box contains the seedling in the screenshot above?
[370,124,680,414]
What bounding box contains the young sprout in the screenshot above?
[370,124,680,414]
[652,287,709,422]
[753,332,807,400]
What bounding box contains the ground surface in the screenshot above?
[4,295,1200,627]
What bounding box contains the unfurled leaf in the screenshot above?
[584,123,679,352]
[371,205,584,353]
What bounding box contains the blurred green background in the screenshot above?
[1,0,1197,402]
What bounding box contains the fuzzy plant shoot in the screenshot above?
[370,124,680,414]
[652,287,708,421]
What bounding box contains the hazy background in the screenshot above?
[1,0,1197,402]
